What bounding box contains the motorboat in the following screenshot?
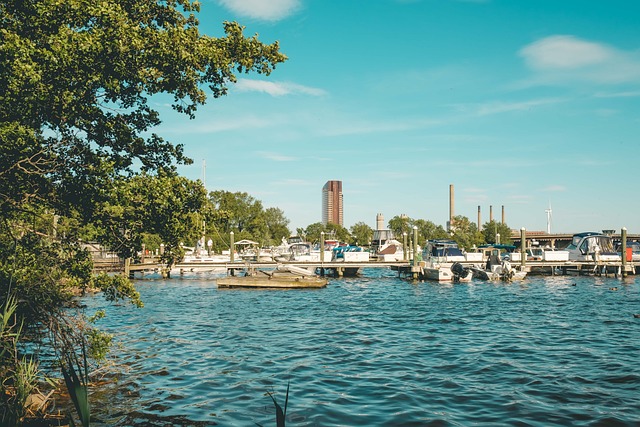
[420,240,472,282]
[616,241,640,262]
[470,247,527,281]
[281,242,333,262]
[565,232,620,262]
[375,239,405,261]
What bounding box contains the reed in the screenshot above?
[256,381,289,427]
[60,343,91,427]
[1,295,41,426]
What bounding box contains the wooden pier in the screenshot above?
[121,258,638,279]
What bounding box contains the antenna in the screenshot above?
[545,202,552,234]
[202,159,206,189]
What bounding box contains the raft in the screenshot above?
[216,265,328,289]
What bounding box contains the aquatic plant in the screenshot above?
[256,382,289,427]
[59,337,91,427]
[0,295,42,426]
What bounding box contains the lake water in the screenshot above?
[85,269,640,426]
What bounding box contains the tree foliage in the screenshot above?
[450,215,484,251]
[0,0,287,417]
[0,0,287,221]
[207,191,291,251]
[482,220,513,245]
[92,172,208,264]
[349,222,373,246]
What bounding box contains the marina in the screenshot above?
[121,257,640,281]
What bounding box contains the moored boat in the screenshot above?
[420,240,472,282]
[470,252,527,281]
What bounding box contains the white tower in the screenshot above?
[545,203,552,234]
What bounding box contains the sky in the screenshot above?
[155,0,640,235]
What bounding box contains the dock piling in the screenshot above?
[622,227,627,278]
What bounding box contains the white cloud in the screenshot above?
[217,0,300,21]
[234,78,327,97]
[594,90,640,98]
[257,151,296,162]
[543,185,567,192]
[518,35,640,84]
[474,98,565,116]
[520,35,613,69]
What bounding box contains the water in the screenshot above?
[85,270,640,426]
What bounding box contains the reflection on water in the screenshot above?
[85,270,640,426]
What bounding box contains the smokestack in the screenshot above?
[477,206,481,231]
[490,205,494,222]
[501,205,505,224]
[376,213,384,231]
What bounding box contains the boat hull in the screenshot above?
[421,266,472,282]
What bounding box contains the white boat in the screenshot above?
[284,242,333,262]
[470,247,527,281]
[471,258,527,281]
[617,241,640,262]
[375,239,405,261]
[565,232,620,262]
[420,240,472,282]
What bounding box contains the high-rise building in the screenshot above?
[322,180,343,226]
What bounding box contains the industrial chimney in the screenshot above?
[376,213,385,231]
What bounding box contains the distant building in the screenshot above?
[322,180,343,226]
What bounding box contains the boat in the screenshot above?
[616,241,640,262]
[470,246,527,281]
[375,239,405,261]
[561,232,622,275]
[216,264,328,289]
[565,232,620,262]
[420,240,472,282]
[329,245,368,277]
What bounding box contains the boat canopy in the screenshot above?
[425,240,464,257]
[235,239,259,246]
[478,244,517,252]
[566,233,616,255]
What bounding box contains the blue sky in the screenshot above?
[157,0,640,234]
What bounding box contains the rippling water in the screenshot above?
[85,269,640,426]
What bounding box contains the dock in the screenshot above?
[120,258,638,280]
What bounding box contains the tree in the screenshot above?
[303,222,327,244]
[0,1,287,222]
[413,219,449,245]
[350,222,373,246]
[388,215,412,237]
[264,207,291,246]
[92,172,208,265]
[449,215,484,251]
[482,220,513,245]
[0,0,286,419]
[206,191,292,250]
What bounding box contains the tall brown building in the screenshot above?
[322,180,343,226]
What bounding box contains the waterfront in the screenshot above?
[86,270,640,426]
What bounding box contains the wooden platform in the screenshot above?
[217,269,328,289]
